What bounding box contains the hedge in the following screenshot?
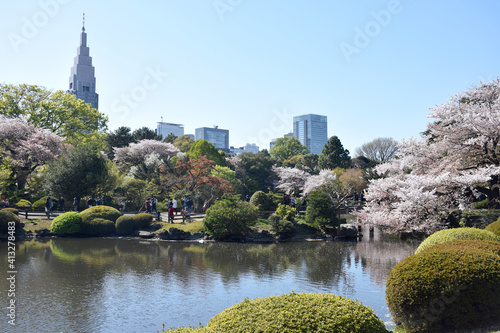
[485,218,500,237]
[415,227,500,254]
[386,243,500,332]
[204,292,387,333]
[50,212,82,235]
[80,218,115,235]
[80,205,122,225]
[0,210,21,233]
[115,215,136,235]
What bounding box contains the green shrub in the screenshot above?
[485,218,500,237]
[133,213,153,228]
[115,215,136,235]
[305,189,337,227]
[269,214,294,236]
[415,227,500,254]
[250,191,277,211]
[15,199,32,208]
[80,218,115,235]
[275,204,296,222]
[205,292,387,333]
[32,196,55,210]
[471,198,489,209]
[80,205,122,225]
[1,207,19,215]
[204,194,258,240]
[386,245,500,332]
[0,210,21,233]
[50,212,82,235]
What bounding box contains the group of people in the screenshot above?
[0,196,9,208]
[144,197,158,213]
[86,196,105,208]
[166,196,193,223]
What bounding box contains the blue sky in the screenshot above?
[1,0,499,154]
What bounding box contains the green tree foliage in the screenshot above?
[305,188,338,228]
[238,150,276,193]
[104,126,135,159]
[163,133,177,144]
[270,136,309,162]
[43,144,117,205]
[132,126,162,142]
[188,139,225,166]
[173,135,194,152]
[203,194,258,240]
[275,204,296,222]
[249,191,277,211]
[0,84,108,144]
[318,136,351,170]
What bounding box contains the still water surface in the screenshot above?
[0,228,418,332]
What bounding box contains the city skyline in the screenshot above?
[1,1,499,154]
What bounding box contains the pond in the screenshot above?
[0,227,419,332]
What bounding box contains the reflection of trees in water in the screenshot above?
[354,239,419,287]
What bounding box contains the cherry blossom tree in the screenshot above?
[357,79,500,233]
[113,139,180,168]
[271,165,309,194]
[0,116,64,189]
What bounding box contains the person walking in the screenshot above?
[145,198,151,213]
[152,197,157,213]
[58,196,65,211]
[186,197,193,214]
[45,197,54,219]
[73,197,79,211]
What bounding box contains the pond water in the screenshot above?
[0,227,419,332]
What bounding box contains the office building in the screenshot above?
[156,122,184,140]
[68,15,98,109]
[293,114,327,154]
[195,126,229,152]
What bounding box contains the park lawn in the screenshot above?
[160,220,205,234]
[21,218,52,233]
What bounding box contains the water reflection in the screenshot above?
[0,234,419,332]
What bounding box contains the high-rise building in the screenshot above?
[293,114,327,154]
[156,122,184,140]
[195,126,229,152]
[68,15,98,109]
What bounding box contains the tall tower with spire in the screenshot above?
[68,14,98,109]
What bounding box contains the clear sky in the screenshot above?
[1,1,499,154]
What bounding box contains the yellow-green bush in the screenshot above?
[485,218,500,237]
[115,215,136,235]
[133,213,153,228]
[415,227,500,254]
[80,218,115,235]
[204,292,387,333]
[50,212,81,235]
[0,210,21,233]
[386,245,500,332]
[15,199,32,208]
[80,206,122,224]
[1,207,19,215]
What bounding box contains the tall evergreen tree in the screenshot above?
[318,136,351,170]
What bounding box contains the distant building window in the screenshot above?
[69,83,73,89]
[83,86,90,92]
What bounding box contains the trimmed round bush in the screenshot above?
[32,196,54,211]
[0,210,21,233]
[1,207,19,215]
[115,215,136,235]
[305,188,338,228]
[50,212,82,235]
[415,227,500,253]
[249,191,276,211]
[133,213,153,228]
[485,218,500,237]
[15,199,32,208]
[205,292,387,332]
[386,245,500,332]
[80,205,122,224]
[80,218,115,235]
